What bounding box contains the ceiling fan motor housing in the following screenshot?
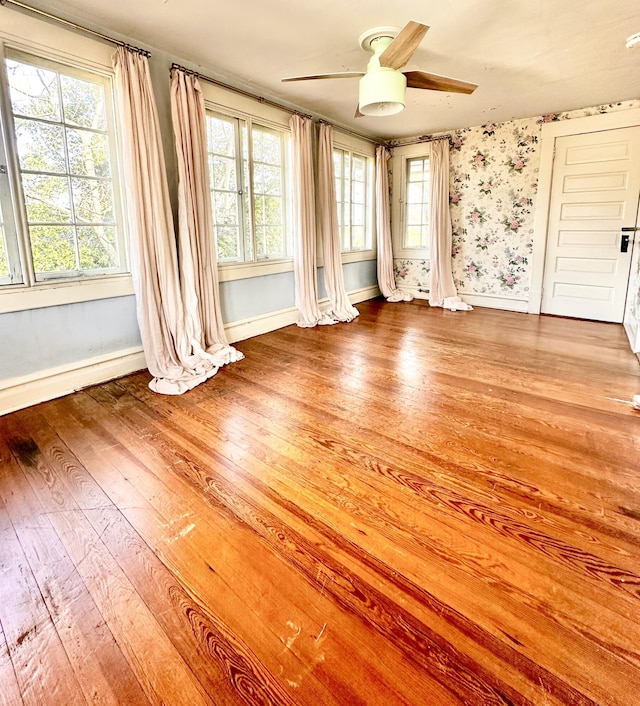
[359,67,407,116]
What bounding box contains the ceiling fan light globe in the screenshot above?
[359,69,406,116]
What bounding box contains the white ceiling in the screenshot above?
[22,0,640,139]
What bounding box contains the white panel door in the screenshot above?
[541,127,640,322]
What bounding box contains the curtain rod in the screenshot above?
[387,133,452,148]
[318,119,385,147]
[0,0,150,56]
[171,63,312,119]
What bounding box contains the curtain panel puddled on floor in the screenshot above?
[170,69,243,365]
[428,138,472,311]
[289,114,336,328]
[316,123,359,322]
[113,48,241,394]
[375,145,412,303]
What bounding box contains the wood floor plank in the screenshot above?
[1,300,639,705]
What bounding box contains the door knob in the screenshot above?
[621,227,638,253]
[621,234,630,252]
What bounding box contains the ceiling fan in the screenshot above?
[282,21,477,117]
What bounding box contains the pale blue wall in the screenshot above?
[219,271,295,323]
[219,259,377,322]
[1,295,141,379]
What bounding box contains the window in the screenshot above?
[404,157,430,249]
[333,147,372,252]
[0,48,127,288]
[206,111,290,264]
[391,144,431,258]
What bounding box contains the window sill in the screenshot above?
[0,274,135,314]
[217,258,294,282]
[393,248,430,260]
[341,250,376,264]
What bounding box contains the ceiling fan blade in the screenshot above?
[281,72,365,82]
[379,21,429,70]
[404,70,478,94]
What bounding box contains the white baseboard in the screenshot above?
[456,291,529,313]
[224,305,300,344]
[0,346,147,417]
[396,284,429,300]
[395,286,529,312]
[224,284,381,343]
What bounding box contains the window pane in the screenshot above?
[406,225,423,248]
[352,181,365,204]
[352,156,366,181]
[208,117,235,157]
[22,174,71,222]
[253,129,281,166]
[264,196,282,225]
[216,226,240,260]
[210,154,237,191]
[213,191,240,226]
[71,178,114,223]
[255,225,284,259]
[352,225,365,249]
[30,225,76,273]
[407,182,422,203]
[14,119,66,173]
[61,74,107,130]
[77,225,118,269]
[67,128,111,177]
[352,203,365,227]
[6,60,60,120]
[407,204,423,225]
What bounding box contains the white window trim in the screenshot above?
[391,142,432,260]
[0,273,134,313]
[0,14,132,313]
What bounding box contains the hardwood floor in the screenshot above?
[1,299,639,706]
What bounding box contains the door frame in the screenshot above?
[528,108,640,314]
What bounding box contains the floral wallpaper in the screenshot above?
[393,99,640,303]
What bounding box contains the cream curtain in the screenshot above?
[170,69,243,366]
[113,48,238,394]
[316,123,359,322]
[289,114,336,327]
[428,139,472,311]
[375,145,412,303]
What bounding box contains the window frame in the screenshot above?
[204,95,293,283]
[0,18,133,315]
[332,146,373,254]
[331,129,376,264]
[391,142,432,260]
